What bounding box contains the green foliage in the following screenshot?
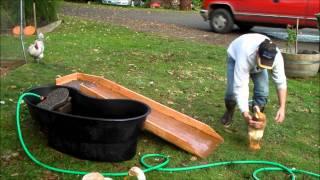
[0,16,319,179]
[192,0,202,9]
[24,0,61,26]
[0,35,25,60]
[286,25,297,53]
[64,0,100,2]
[0,1,20,30]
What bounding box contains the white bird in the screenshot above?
[82,172,113,180]
[128,166,146,180]
[28,32,45,63]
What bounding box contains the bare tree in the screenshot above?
[180,0,191,10]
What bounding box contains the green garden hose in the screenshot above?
[16,93,320,179]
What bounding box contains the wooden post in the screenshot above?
[33,1,37,33]
[179,0,192,10]
[317,13,320,52]
[295,18,299,54]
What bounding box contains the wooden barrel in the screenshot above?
[281,51,320,78]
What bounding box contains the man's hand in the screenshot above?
[275,107,285,123]
[242,111,263,129]
[242,111,252,122]
[275,88,287,123]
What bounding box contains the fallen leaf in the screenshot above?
[1,151,20,162]
[11,152,19,158]
[224,127,238,134]
[11,173,19,177]
[190,156,197,161]
[167,101,174,105]
[42,170,59,180]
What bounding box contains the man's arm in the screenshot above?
[275,88,287,123]
[233,58,250,113]
[271,51,287,123]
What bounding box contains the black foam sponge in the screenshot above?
[37,88,69,110]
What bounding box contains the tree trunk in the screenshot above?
[162,0,172,8]
[179,0,191,10]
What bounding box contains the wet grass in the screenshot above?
[0,15,319,179]
[0,35,26,61]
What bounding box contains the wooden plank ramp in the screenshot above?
[56,73,224,158]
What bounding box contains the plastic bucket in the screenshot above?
[24,85,150,162]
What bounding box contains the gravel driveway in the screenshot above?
[60,2,319,51]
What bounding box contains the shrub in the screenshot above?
[24,0,60,26]
[0,1,20,31]
[192,0,202,9]
[64,0,100,2]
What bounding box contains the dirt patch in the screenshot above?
[108,17,239,47]
[0,60,25,77]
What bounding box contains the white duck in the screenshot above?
[128,166,146,180]
[82,172,112,180]
[28,32,45,63]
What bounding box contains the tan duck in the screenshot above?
[248,106,267,151]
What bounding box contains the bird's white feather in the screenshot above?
[27,33,45,63]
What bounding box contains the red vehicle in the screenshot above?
[200,0,320,33]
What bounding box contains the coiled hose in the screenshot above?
[16,93,320,179]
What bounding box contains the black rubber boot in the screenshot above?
[220,100,237,127]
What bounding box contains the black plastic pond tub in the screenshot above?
[24,85,150,162]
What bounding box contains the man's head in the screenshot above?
[257,39,277,69]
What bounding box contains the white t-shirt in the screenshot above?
[227,33,287,113]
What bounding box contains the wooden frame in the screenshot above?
[56,73,224,158]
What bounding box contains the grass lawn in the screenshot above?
[1,15,319,179]
[0,35,25,61]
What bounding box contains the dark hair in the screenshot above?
[258,39,277,60]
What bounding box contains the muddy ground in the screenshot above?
[0,60,25,77]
